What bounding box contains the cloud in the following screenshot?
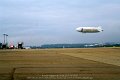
[0,0,120,45]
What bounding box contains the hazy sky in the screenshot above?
[0,0,120,46]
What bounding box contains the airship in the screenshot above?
[76,26,103,33]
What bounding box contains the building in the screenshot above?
[18,42,24,49]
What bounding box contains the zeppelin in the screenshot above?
[76,26,103,33]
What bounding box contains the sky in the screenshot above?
[0,0,120,46]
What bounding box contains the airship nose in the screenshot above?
[76,27,83,32]
[76,28,80,31]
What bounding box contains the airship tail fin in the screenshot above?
[98,26,103,32]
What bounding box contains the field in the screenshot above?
[0,48,120,80]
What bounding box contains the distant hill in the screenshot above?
[30,43,120,49]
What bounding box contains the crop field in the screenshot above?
[0,48,120,80]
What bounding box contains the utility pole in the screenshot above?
[3,34,6,44]
[6,34,8,45]
[3,34,8,49]
[3,34,8,44]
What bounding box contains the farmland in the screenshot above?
[0,48,120,80]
